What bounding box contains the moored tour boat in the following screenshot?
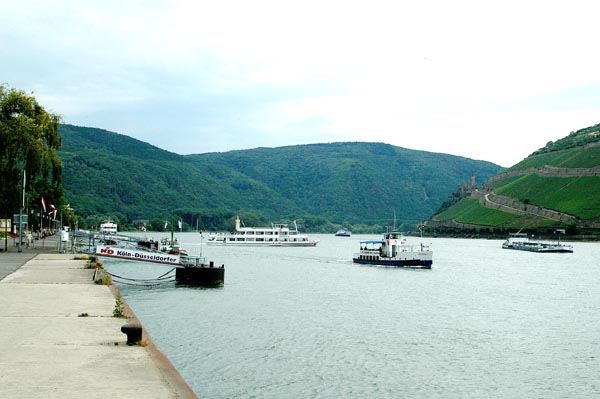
[353,230,433,268]
[207,216,318,246]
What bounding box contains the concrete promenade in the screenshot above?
[0,237,198,398]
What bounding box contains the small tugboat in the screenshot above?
[353,229,432,268]
[502,230,573,253]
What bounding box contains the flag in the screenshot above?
[178,220,182,230]
[41,197,47,212]
[164,220,168,229]
[52,209,57,220]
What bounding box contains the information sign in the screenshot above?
[12,214,28,224]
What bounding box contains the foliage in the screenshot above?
[113,292,125,317]
[530,122,600,156]
[59,125,503,231]
[436,198,521,226]
[0,85,62,224]
[508,144,600,171]
[434,198,562,229]
[187,142,502,227]
[496,175,600,220]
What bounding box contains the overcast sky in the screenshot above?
[2,0,599,167]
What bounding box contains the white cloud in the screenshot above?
[2,0,600,166]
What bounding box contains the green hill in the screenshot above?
[427,122,600,237]
[58,124,502,232]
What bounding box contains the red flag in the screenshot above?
[41,197,47,212]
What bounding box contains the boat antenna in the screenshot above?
[554,228,565,244]
[199,230,203,258]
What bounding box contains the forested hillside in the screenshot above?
[427,122,600,237]
[59,124,502,232]
[188,143,502,227]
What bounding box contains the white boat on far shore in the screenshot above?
[99,219,117,234]
[502,231,573,253]
[335,229,351,237]
[207,216,318,246]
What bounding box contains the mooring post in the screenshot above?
[121,323,142,345]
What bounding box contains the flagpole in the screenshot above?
[170,212,174,245]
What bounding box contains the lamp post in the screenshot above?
[58,211,63,253]
[58,204,73,253]
[18,170,26,253]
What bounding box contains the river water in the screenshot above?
[104,233,600,398]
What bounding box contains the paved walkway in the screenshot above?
[0,248,198,398]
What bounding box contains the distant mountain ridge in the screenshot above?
[58,124,503,232]
[427,122,600,236]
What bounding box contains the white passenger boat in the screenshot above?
[207,216,318,246]
[99,219,117,234]
[502,232,573,253]
[353,230,433,268]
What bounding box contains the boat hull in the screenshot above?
[175,265,225,286]
[502,244,573,253]
[208,240,318,247]
[352,257,432,268]
[335,230,351,237]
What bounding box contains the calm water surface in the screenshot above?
[105,234,600,398]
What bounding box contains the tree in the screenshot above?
[0,84,63,228]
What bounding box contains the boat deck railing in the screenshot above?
[359,248,381,255]
[181,255,224,269]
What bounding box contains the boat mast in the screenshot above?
[170,212,174,245]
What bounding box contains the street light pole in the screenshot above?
[58,210,63,253]
[18,170,26,253]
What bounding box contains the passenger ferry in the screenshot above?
[99,219,117,234]
[207,216,318,246]
[353,230,432,268]
[502,231,573,253]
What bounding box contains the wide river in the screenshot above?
[104,233,599,398]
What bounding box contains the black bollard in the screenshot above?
[121,323,142,345]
